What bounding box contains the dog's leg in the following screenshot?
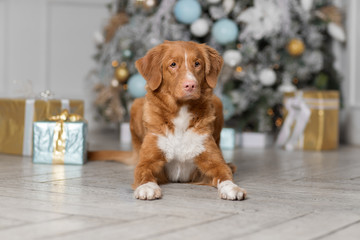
[194,138,247,201]
[133,134,167,200]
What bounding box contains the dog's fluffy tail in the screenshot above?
[87,151,136,165]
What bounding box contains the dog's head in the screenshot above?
[135,41,223,101]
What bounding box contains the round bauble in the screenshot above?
[111,78,119,88]
[174,0,201,24]
[114,63,130,82]
[128,74,147,98]
[190,18,210,37]
[223,0,235,14]
[287,38,305,56]
[212,18,238,45]
[258,68,276,86]
[223,49,242,67]
[143,0,157,10]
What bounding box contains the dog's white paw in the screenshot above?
[134,182,162,200]
[218,180,246,201]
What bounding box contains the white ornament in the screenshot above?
[93,31,104,45]
[258,68,276,86]
[223,0,235,14]
[190,19,210,37]
[327,22,346,42]
[223,50,242,67]
[207,0,222,4]
[300,0,313,12]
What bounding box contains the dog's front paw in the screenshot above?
[134,182,162,200]
[218,180,246,201]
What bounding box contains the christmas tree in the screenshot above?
[91,0,344,132]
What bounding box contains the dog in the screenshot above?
[89,41,246,201]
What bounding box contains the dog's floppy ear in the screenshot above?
[135,45,164,91]
[203,45,224,89]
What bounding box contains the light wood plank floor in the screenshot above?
[0,130,359,240]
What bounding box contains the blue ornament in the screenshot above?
[221,95,235,121]
[173,0,201,24]
[128,74,147,98]
[212,18,239,45]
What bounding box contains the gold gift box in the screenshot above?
[0,99,84,155]
[284,91,339,151]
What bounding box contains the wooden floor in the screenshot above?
[0,131,360,240]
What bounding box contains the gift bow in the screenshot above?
[275,92,311,151]
[48,109,83,164]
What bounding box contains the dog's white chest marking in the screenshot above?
[157,106,207,182]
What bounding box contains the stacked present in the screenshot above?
[33,109,87,165]
[0,98,87,164]
[276,90,339,151]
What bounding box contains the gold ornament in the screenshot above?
[112,60,119,68]
[114,63,130,82]
[236,66,243,72]
[275,118,283,127]
[287,38,305,56]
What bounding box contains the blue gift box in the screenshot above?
[220,128,241,150]
[32,121,87,165]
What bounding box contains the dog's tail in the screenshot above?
[87,150,136,165]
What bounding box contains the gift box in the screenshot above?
[242,132,273,148]
[277,91,339,151]
[0,99,84,156]
[220,128,241,149]
[33,110,87,165]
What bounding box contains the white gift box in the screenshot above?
[241,132,273,148]
[120,122,132,144]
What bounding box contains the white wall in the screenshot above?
[0,0,108,129]
[340,0,360,145]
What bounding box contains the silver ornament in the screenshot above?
[190,19,210,37]
[223,50,242,67]
[258,68,276,86]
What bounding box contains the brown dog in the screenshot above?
[89,41,246,201]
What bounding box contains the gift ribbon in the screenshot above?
[275,91,311,151]
[23,99,35,156]
[22,99,71,156]
[48,109,83,164]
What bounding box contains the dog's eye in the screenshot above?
[195,61,200,67]
[170,62,176,68]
